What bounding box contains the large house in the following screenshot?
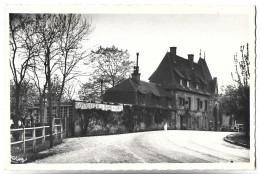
[104,46,218,131]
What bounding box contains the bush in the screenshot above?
[12,131,22,141]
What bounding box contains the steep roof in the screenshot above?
[138,80,172,97]
[198,58,212,81]
[106,78,172,98]
[173,55,209,84]
[149,53,177,89]
[149,51,216,95]
[105,78,136,92]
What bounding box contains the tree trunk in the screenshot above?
[47,83,53,148]
[39,96,44,125]
[14,85,21,128]
[57,79,65,119]
[46,49,53,148]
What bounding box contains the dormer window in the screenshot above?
[180,79,183,86]
[155,96,160,106]
[196,83,199,90]
[187,81,190,88]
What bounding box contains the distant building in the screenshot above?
[31,100,124,136]
[31,102,73,124]
[104,46,218,131]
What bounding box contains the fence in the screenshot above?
[11,124,63,154]
[53,118,67,137]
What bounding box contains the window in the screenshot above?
[188,97,191,109]
[52,107,57,116]
[205,100,208,111]
[187,81,190,88]
[197,98,200,111]
[204,85,207,91]
[179,97,185,106]
[155,96,160,106]
[200,101,203,109]
[34,109,40,123]
[60,107,63,117]
[180,79,183,86]
[64,107,67,118]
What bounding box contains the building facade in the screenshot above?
[31,100,125,136]
[104,46,218,131]
[32,102,73,124]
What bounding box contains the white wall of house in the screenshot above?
[175,91,210,112]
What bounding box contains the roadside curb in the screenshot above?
[224,136,250,149]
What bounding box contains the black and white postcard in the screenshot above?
[3,4,256,171]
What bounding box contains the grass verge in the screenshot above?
[11,137,64,164]
[225,132,250,148]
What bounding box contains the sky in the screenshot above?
[82,13,251,93]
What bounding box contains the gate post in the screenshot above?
[22,127,25,154]
[32,128,36,153]
[42,126,45,144]
[61,123,63,140]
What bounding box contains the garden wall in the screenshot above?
[71,105,173,136]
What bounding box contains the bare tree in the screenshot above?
[56,14,92,118]
[221,44,250,136]
[232,44,250,88]
[63,80,79,101]
[34,14,63,147]
[231,44,250,136]
[28,56,48,125]
[9,14,40,127]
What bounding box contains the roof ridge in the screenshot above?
[141,80,159,85]
[176,55,201,66]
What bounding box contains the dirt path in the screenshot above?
[34,130,250,163]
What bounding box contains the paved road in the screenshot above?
[34,130,250,163]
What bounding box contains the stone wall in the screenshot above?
[176,91,210,112]
[174,90,215,131]
[71,103,215,137]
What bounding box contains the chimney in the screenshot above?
[170,47,177,56]
[132,52,141,83]
[188,54,194,68]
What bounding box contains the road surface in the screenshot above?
[34,130,250,163]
